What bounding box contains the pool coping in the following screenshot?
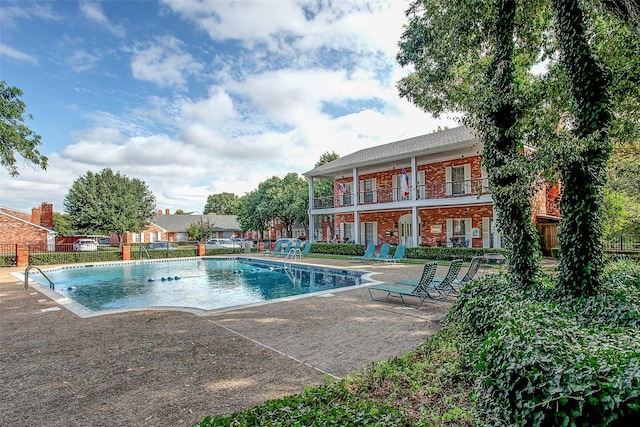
[13,256,384,319]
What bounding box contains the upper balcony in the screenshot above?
[312,178,490,210]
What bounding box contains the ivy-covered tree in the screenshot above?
[203,192,239,215]
[551,0,613,295]
[1,80,48,176]
[397,0,638,295]
[64,168,156,242]
[397,0,545,287]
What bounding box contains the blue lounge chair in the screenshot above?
[433,256,483,293]
[395,259,463,300]
[274,242,293,257]
[368,262,443,308]
[349,243,376,263]
[370,243,391,262]
[263,241,282,256]
[300,242,311,257]
[377,244,406,263]
[425,259,463,298]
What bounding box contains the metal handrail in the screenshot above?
[139,246,150,259]
[284,248,302,269]
[24,265,55,290]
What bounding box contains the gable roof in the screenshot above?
[304,125,478,178]
[151,214,240,232]
[0,208,55,233]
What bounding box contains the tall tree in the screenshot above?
[203,192,239,215]
[397,0,545,287]
[64,168,156,242]
[551,0,613,295]
[0,80,48,176]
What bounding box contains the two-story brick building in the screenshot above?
[304,126,560,250]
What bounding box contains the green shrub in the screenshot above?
[310,243,365,256]
[197,381,408,426]
[447,262,640,426]
[405,246,507,261]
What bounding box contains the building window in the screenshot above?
[446,164,471,196]
[343,222,353,243]
[359,179,376,204]
[340,182,353,206]
[446,218,472,247]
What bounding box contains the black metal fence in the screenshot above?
[605,234,640,252]
[0,242,246,267]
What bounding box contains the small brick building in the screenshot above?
[0,202,56,246]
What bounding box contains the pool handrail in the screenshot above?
[24,265,55,290]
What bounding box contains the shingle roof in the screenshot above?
[152,214,240,232]
[303,125,478,177]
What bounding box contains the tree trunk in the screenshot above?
[552,0,612,296]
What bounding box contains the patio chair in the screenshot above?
[429,259,463,298]
[349,243,376,263]
[263,241,282,256]
[368,262,443,308]
[432,256,482,293]
[300,242,312,257]
[364,243,390,263]
[377,244,406,264]
[274,242,293,257]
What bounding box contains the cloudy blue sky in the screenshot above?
[1,0,459,214]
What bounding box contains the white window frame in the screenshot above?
[446,164,471,196]
[340,182,353,206]
[359,178,377,204]
[446,218,472,246]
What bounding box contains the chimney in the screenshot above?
[165,208,170,215]
[41,203,54,228]
[31,207,41,225]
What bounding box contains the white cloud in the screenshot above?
[0,44,38,65]
[79,1,125,37]
[130,35,204,88]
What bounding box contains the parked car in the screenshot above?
[145,241,176,250]
[232,237,253,248]
[98,237,111,246]
[73,239,98,252]
[205,238,236,249]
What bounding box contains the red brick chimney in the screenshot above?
[31,207,41,225]
[41,203,53,228]
[165,208,170,215]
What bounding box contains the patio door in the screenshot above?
[398,214,413,247]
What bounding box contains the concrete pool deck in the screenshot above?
[1,258,456,426]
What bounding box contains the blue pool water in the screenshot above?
[31,258,368,313]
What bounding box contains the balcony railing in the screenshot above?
[312,178,490,210]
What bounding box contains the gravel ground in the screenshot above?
[0,258,453,427]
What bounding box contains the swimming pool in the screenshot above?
[28,257,371,315]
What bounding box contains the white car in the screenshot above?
[205,238,236,249]
[73,239,98,252]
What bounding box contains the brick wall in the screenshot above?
[333,205,494,247]
[0,213,50,245]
